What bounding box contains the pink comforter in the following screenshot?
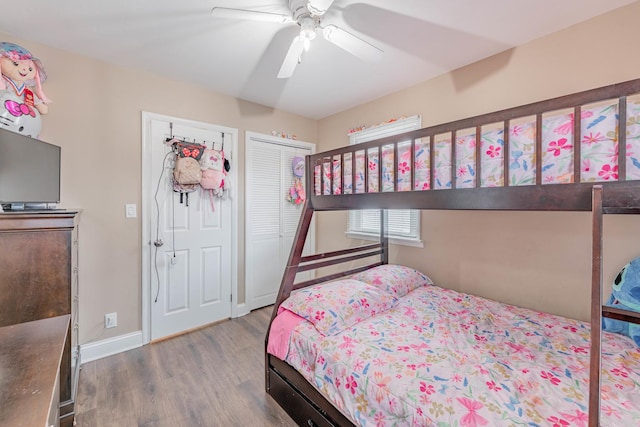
[270,285,640,426]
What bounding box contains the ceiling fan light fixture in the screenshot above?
[298,15,316,51]
[300,28,316,40]
[301,36,312,51]
[299,16,317,41]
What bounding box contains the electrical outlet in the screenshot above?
[105,312,117,329]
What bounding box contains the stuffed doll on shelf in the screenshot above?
[0,42,51,137]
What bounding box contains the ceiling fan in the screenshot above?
[211,0,383,78]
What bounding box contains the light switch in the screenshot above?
[125,204,137,218]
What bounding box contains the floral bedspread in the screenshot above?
[282,285,640,426]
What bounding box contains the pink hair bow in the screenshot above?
[4,99,36,118]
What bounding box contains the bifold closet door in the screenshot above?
[246,135,313,310]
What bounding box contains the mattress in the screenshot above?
[269,280,640,426]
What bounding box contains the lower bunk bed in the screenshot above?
[267,265,640,426]
[265,78,640,427]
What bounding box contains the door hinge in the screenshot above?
[230,294,232,302]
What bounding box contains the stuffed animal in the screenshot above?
[287,156,306,205]
[0,42,51,137]
[603,257,640,346]
[288,179,305,205]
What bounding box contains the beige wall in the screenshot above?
[0,33,317,345]
[317,2,640,322]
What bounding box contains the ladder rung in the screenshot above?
[602,207,640,214]
[603,306,640,324]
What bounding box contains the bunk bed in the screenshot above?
[265,78,640,427]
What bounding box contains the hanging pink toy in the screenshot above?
[287,156,306,205]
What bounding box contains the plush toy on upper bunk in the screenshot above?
[603,257,640,346]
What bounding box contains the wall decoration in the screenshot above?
[0,42,51,137]
[348,116,407,135]
[271,130,298,140]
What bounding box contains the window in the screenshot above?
[346,115,423,247]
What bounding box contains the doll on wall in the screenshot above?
[0,42,51,137]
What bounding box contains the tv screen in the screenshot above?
[0,127,61,206]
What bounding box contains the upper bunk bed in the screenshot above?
[266,78,640,427]
[310,78,640,212]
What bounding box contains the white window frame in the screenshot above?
[346,115,423,248]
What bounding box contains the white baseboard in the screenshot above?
[81,308,251,364]
[80,331,143,364]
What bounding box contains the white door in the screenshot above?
[245,132,315,310]
[148,118,234,340]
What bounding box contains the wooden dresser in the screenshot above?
[0,210,80,427]
[0,315,70,427]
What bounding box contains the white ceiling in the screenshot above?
[1,0,636,119]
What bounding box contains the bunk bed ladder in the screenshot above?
[266,156,390,392]
[269,200,315,327]
[589,185,640,427]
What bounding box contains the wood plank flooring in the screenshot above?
[75,307,297,427]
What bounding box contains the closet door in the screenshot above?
[246,133,314,310]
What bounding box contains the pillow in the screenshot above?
[280,279,398,336]
[351,264,433,297]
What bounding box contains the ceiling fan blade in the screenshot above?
[211,7,293,24]
[278,36,306,79]
[322,24,383,62]
[307,0,336,16]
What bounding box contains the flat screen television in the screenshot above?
[0,127,61,209]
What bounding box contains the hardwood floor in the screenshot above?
[75,307,297,427]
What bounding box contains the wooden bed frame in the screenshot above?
[265,78,640,427]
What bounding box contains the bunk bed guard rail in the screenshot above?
[308,78,640,212]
